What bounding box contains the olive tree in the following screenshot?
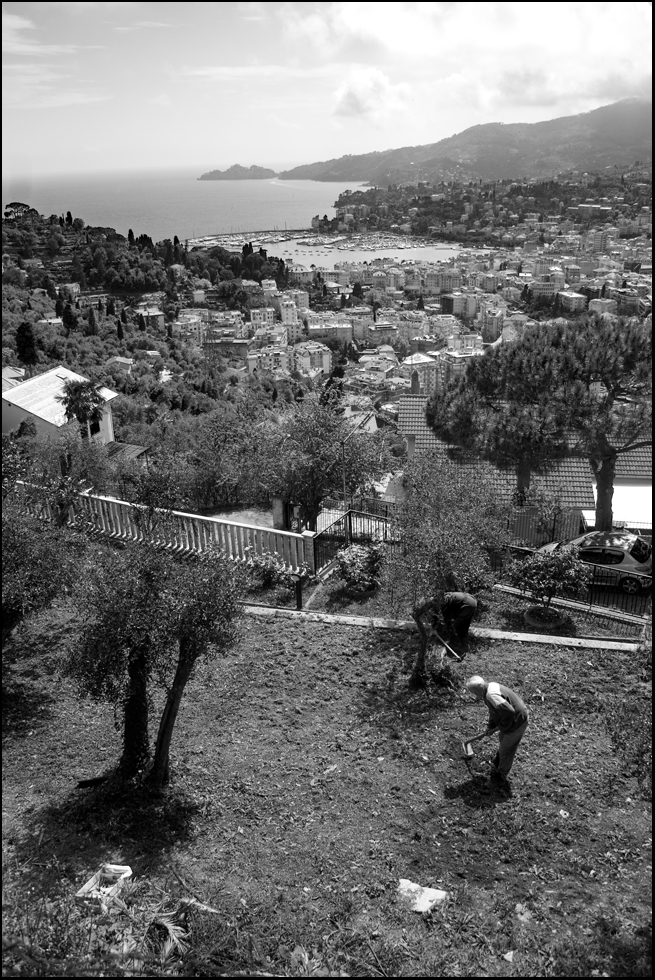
[67,544,244,787]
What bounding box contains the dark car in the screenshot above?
[538,531,652,594]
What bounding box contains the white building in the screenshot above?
[558,291,587,313]
[250,307,277,329]
[292,341,332,377]
[247,346,290,375]
[2,365,118,444]
[399,353,438,395]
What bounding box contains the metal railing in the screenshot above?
[20,487,316,574]
[499,548,652,618]
[313,508,401,572]
[322,493,398,521]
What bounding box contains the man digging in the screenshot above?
[464,675,529,783]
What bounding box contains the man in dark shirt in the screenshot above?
[466,675,529,780]
[442,592,478,644]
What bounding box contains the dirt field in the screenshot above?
[2,607,651,976]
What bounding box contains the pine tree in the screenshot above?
[426,318,652,531]
[16,321,39,366]
[117,319,124,341]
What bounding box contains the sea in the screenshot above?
[1,166,460,268]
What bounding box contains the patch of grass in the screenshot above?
[3,611,652,977]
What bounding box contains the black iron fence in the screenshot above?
[501,547,652,618]
[314,509,401,573]
[322,493,398,521]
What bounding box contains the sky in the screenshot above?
[2,1,652,180]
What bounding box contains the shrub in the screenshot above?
[336,543,385,593]
[244,547,312,591]
[507,547,592,609]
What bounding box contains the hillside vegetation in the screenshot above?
[280,98,652,184]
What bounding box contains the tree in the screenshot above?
[2,435,89,645]
[16,321,38,366]
[387,453,511,684]
[128,228,135,245]
[256,395,392,531]
[86,306,98,336]
[62,303,78,335]
[65,211,73,225]
[67,544,243,785]
[2,505,88,646]
[417,294,424,310]
[58,378,106,439]
[117,318,124,341]
[121,307,128,325]
[426,318,652,531]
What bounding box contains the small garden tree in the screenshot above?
[507,549,591,613]
[256,394,392,531]
[387,453,512,684]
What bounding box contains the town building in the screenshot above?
[2,365,118,444]
[558,291,587,313]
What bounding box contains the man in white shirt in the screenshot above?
[466,675,529,780]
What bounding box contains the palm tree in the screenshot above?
[58,379,106,439]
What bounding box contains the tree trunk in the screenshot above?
[590,453,616,532]
[150,640,197,788]
[516,457,531,497]
[120,648,150,778]
[410,610,429,687]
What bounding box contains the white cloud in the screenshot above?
[179,64,336,81]
[2,11,77,55]
[237,2,267,20]
[2,62,110,108]
[114,21,173,32]
[148,93,172,106]
[333,67,410,121]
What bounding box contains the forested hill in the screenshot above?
[279,98,652,184]
[198,165,278,180]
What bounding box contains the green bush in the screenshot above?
[336,543,385,593]
[244,547,312,591]
[507,548,592,609]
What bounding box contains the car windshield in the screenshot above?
[630,538,652,564]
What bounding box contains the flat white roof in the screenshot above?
[2,366,118,426]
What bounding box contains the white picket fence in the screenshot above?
[26,490,316,574]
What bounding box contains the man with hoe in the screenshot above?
[464,675,529,782]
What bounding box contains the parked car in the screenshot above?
[538,531,652,594]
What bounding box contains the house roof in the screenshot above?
[397,394,596,510]
[615,445,652,480]
[104,441,149,463]
[2,366,118,427]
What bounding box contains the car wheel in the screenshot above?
[620,577,640,595]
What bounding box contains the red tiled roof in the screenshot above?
[615,445,652,480]
[397,394,596,510]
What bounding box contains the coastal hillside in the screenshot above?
[279,98,652,183]
[199,164,277,180]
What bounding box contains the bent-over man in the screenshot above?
[466,675,529,780]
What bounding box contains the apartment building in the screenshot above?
[250,307,277,329]
[247,345,290,375]
[558,291,587,313]
[292,341,332,378]
[398,352,438,395]
[433,332,484,392]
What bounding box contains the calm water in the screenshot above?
[1,168,368,244]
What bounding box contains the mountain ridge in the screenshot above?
[278,98,652,183]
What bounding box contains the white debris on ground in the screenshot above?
[397,878,448,912]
